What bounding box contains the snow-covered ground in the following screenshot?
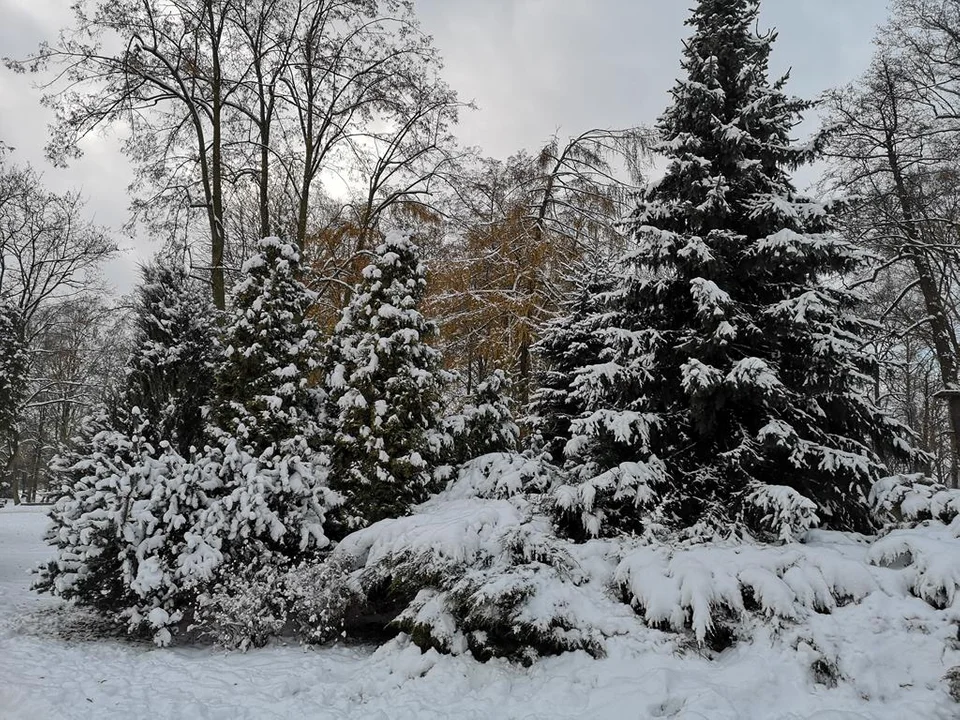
[1,503,958,719]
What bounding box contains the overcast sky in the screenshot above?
[0,0,892,294]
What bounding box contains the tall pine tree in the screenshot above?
[551,0,921,540]
[323,233,445,534]
[205,236,334,563]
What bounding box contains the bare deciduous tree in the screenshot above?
[823,8,960,483]
[6,0,460,309]
[0,158,117,502]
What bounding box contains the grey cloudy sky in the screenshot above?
[0,0,892,294]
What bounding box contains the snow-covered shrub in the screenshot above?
[868,475,960,609]
[197,561,291,650]
[868,520,960,609]
[37,414,220,645]
[196,439,336,563]
[946,667,960,704]
[322,233,446,535]
[283,556,358,644]
[615,541,877,646]
[870,474,960,527]
[334,498,614,662]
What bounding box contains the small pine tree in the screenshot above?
[551,0,921,541]
[446,370,520,466]
[529,268,615,467]
[323,233,445,534]
[118,261,217,454]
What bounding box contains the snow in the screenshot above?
[2,503,959,719]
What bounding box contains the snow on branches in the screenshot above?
[38,245,338,645]
[533,0,923,541]
[322,233,446,535]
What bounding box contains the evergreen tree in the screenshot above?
[530,268,615,467]
[552,0,921,541]
[323,233,445,534]
[205,236,334,565]
[210,237,321,452]
[35,241,338,645]
[118,261,217,454]
[36,262,218,636]
[0,303,27,471]
[446,369,520,466]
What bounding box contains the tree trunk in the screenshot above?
[4,435,20,504]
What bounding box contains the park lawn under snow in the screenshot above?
[1,503,959,719]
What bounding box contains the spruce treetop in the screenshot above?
[643,0,825,241]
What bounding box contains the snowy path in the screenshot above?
[0,505,956,719]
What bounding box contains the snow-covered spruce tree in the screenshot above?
[445,369,519,466]
[118,261,217,454]
[529,268,615,467]
[203,237,336,569]
[323,233,445,535]
[553,0,921,541]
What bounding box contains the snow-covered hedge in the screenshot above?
[870,474,960,526]
[615,541,875,645]
[869,518,960,609]
[272,454,960,664]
